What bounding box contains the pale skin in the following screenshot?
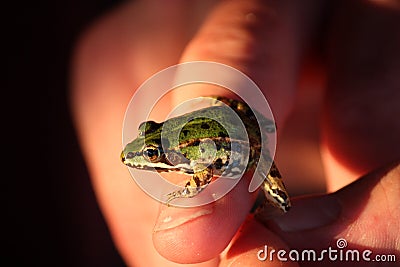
[71,0,400,266]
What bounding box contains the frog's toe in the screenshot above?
[165,190,183,203]
[165,186,206,204]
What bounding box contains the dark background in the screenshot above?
[5,1,126,266]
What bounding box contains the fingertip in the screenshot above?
[152,210,225,264]
[152,176,256,264]
[263,195,342,233]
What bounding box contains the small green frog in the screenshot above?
[121,97,291,212]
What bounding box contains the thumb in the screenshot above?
[261,162,400,265]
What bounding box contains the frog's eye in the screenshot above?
[143,145,161,162]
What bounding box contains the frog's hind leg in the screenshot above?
[166,166,213,203]
[259,161,291,213]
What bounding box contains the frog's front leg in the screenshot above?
[166,166,213,203]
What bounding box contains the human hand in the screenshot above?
[71,0,400,266]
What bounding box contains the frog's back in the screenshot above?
[166,105,249,142]
[212,96,276,134]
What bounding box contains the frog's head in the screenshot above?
[121,121,188,171]
[121,121,163,169]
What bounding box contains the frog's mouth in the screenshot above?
[125,161,193,174]
[153,162,194,173]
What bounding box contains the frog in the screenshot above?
[121,96,291,212]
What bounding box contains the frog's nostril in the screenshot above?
[126,152,135,159]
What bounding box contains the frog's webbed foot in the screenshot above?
[166,166,213,204]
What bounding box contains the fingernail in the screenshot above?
[268,195,342,232]
[153,204,214,232]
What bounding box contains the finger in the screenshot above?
[153,172,257,264]
[173,0,321,126]
[153,0,324,263]
[321,0,400,191]
[261,162,400,265]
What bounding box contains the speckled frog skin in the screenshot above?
[121,97,291,212]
